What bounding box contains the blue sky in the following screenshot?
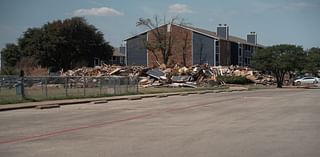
[0,0,320,50]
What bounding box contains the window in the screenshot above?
[238,44,243,66]
[216,41,219,46]
[215,41,220,66]
[120,57,124,64]
[216,54,220,65]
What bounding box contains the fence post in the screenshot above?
[99,77,102,95]
[0,76,2,94]
[21,76,25,100]
[83,77,86,96]
[65,77,68,97]
[136,77,138,93]
[45,77,48,98]
[126,77,129,93]
[113,78,116,95]
[41,77,44,95]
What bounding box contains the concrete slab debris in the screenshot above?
[146,69,165,80]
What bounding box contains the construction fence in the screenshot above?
[0,76,139,103]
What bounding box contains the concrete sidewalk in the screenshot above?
[0,87,249,112]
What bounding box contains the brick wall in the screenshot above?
[147,25,193,67]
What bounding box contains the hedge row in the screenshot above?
[217,76,254,84]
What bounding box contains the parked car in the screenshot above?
[294,77,319,85]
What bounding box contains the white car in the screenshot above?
[294,77,319,85]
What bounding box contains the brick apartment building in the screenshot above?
[125,24,263,67]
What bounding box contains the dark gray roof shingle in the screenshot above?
[181,25,263,47]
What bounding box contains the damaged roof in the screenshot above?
[181,25,263,47]
[125,24,263,47]
[113,48,125,57]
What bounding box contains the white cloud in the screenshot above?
[168,3,193,14]
[73,7,124,16]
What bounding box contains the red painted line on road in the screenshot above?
[0,113,152,145]
[0,97,238,145]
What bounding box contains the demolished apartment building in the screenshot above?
[125,24,263,67]
[60,24,270,88]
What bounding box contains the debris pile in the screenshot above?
[60,64,275,88]
[60,64,146,77]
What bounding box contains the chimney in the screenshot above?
[217,24,229,40]
[167,24,171,32]
[120,45,125,54]
[247,32,257,45]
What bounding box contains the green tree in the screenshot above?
[3,17,113,72]
[252,44,305,88]
[1,43,22,67]
[49,17,113,70]
[305,47,320,77]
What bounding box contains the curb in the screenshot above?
[0,88,249,112]
[156,94,168,98]
[180,93,189,96]
[93,100,108,104]
[127,96,142,100]
[35,104,60,109]
[0,105,36,112]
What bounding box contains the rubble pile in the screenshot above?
[60,64,146,77]
[61,64,275,88]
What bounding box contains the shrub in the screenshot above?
[217,75,254,84]
[0,66,18,75]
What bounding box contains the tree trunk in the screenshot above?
[163,49,169,65]
[276,79,283,88]
[150,50,159,64]
[182,32,189,66]
[275,71,283,88]
[275,70,287,88]
[183,53,186,66]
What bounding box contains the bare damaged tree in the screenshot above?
[181,32,190,66]
[142,40,160,65]
[136,15,188,66]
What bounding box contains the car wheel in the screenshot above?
[296,81,301,86]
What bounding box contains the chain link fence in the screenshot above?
[0,76,138,103]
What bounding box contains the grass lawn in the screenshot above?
[0,84,270,105]
[0,85,138,105]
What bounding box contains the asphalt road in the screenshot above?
[0,88,319,157]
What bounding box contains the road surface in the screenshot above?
[0,88,319,157]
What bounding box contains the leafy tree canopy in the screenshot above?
[1,43,21,67]
[1,17,113,72]
[252,44,305,88]
[304,47,320,76]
